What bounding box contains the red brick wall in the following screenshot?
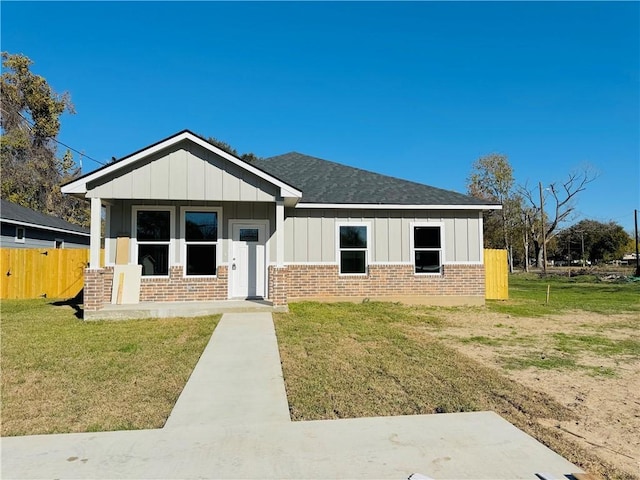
[284,263,484,299]
[84,265,228,308]
[83,268,105,312]
[268,266,289,306]
[139,266,228,302]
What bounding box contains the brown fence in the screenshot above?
[0,248,95,300]
[484,248,509,300]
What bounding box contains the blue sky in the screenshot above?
[2,1,639,232]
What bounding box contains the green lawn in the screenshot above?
[1,299,218,436]
[488,273,640,317]
[274,283,639,480]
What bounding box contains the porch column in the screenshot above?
[276,199,285,267]
[89,197,102,269]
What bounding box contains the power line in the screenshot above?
[14,111,108,167]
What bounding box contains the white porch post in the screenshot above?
[276,199,285,267]
[89,197,102,269]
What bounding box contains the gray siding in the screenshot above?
[105,200,275,265]
[87,141,279,202]
[0,223,89,249]
[283,209,483,264]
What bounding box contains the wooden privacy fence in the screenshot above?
[2,247,508,301]
[484,248,509,300]
[0,248,92,300]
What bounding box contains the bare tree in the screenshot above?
[520,167,598,267]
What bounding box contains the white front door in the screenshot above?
[231,223,266,299]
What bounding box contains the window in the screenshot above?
[15,227,25,243]
[338,224,368,274]
[183,209,219,276]
[135,209,171,276]
[55,239,64,249]
[239,228,259,242]
[413,224,443,274]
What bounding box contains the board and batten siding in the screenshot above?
[86,141,279,202]
[105,200,275,265]
[283,209,483,264]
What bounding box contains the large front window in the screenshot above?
[338,224,368,274]
[184,210,218,276]
[136,210,171,276]
[413,225,443,274]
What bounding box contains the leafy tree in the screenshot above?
[467,154,520,271]
[555,220,632,264]
[205,136,261,163]
[1,52,89,226]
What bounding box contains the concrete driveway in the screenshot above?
[1,312,583,479]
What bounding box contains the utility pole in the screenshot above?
[635,209,639,277]
[539,182,547,274]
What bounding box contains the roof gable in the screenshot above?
[254,152,494,208]
[61,130,302,203]
[0,199,89,236]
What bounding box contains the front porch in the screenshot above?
[83,299,287,321]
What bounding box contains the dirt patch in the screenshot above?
[430,309,640,479]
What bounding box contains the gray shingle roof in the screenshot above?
[254,152,490,206]
[0,199,89,235]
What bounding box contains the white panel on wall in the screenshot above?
[387,217,403,262]
[321,216,335,262]
[168,149,188,199]
[374,216,389,263]
[132,164,150,198]
[150,155,170,199]
[293,216,308,263]
[187,151,205,200]
[307,215,323,262]
[454,217,469,261]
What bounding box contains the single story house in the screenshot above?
[0,199,90,249]
[61,130,499,313]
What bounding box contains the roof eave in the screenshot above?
[1,218,90,236]
[295,202,501,210]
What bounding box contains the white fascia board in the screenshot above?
[61,131,302,199]
[1,219,90,237]
[296,203,502,210]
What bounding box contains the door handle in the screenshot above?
[232,263,236,270]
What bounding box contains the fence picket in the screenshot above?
[0,249,93,300]
[484,249,509,299]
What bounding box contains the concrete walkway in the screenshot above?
[1,313,584,479]
[164,312,291,428]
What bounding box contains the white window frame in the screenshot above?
[180,206,222,278]
[54,238,64,249]
[410,222,445,275]
[132,205,175,278]
[336,221,371,276]
[15,226,25,243]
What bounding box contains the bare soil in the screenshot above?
[434,309,640,479]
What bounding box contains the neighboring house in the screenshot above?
[61,130,500,313]
[0,199,89,249]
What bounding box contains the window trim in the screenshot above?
[410,222,445,275]
[132,205,175,278]
[336,221,371,276]
[54,238,64,249]
[180,206,222,278]
[15,226,25,243]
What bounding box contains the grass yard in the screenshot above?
[275,276,640,480]
[1,299,218,436]
[490,273,640,317]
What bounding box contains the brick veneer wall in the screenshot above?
[83,265,229,310]
[139,266,228,302]
[83,268,105,312]
[283,263,485,299]
[268,266,289,306]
